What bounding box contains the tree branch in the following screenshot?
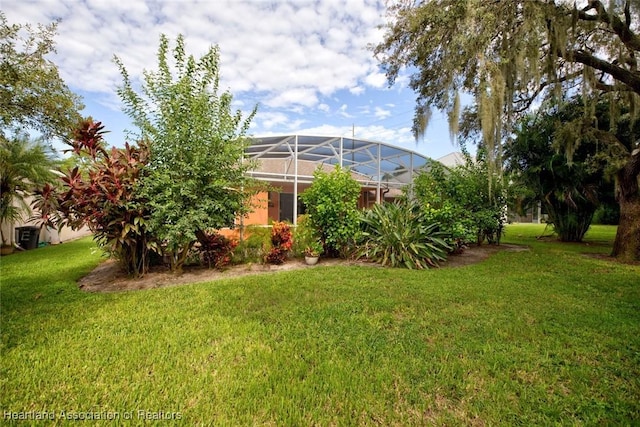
[512,70,583,113]
[625,0,631,28]
[561,49,640,95]
[593,80,637,93]
[578,0,640,52]
[591,128,633,155]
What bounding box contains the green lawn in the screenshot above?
[1,224,639,425]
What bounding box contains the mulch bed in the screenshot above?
[79,244,529,293]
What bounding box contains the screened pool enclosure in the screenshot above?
[244,135,431,225]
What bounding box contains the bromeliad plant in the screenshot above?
[358,200,451,269]
[293,214,324,258]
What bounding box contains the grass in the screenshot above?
[1,224,639,425]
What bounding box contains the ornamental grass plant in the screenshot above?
[358,200,451,269]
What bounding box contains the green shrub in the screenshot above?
[300,165,361,257]
[592,203,620,225]
[358,200,450,269]
[413,153,506,248]
[421,201,475,250]
[233,226,271,264]
[116,34,257,272]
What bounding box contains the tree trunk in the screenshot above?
[611,150,640,262]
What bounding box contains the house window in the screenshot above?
[269,192,306,223]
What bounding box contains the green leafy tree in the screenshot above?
[0,133,56,246]
[507,97,633,241]
[300,165,361,258]
[115,34,257,272]
[0,13,82,249]
[375,0,640,261]
[0,12,83,140]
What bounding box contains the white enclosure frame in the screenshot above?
[245,135,431,224]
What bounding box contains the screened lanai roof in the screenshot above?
[246,135,432,187]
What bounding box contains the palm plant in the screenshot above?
[0,133,56,246]
[358,200,451,269]
[506,99,612,242]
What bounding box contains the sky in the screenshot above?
[4,0,459,160]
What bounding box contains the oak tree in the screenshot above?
[375,0,640,261]
[0,12,82,140]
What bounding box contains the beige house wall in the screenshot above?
[1,195,91,247]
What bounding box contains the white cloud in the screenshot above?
[338,104,355,118]
[285,119,307,131]
[358,105,371,115]
[374,106,392,120]
[393,73,411,91]
[3,0,458,159]
[294,124,354,138]
[2,0,389,110]
[355,125,415,147]
[258,112,290,130]
[254,110,306,133]
[266,88,319,109]
[364,71,388,88]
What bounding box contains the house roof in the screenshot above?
[246,135,433,188]
[249,158,373,185]
[437,152,466,168]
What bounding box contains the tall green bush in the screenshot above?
[506,96,630,242]
[413,152,506,249]
[116,34,257,272]
[300,165,361,257]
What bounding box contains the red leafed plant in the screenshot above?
[32,118,154,277]
[265,221,292,264]
[198,232,238,269]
